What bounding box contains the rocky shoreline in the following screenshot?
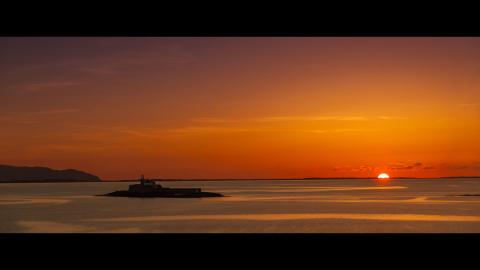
[100,190,224,198]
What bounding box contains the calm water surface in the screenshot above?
[1,178,480,232]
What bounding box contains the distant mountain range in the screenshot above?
[0,165,101,183]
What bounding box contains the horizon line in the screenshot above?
[103,176,480,181]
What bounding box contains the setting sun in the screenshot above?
[377,173,390,179]
[2,37,480,234]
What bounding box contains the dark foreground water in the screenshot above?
[1,178,480,232]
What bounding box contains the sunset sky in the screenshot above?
[1,37,479,180]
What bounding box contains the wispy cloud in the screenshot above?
[165,126,259,133]
[191,115,368,123]
[77,51,194,76]
[333,165,375,172]
[458,103,479,108]
[378,116,408,120]
[388,162,423,170]
[443,162,480,170]
[7,43,196,78]
[0,109,79,124]
[32,108,79,115]
[24,81,82,92]
[113,125,375,138]
[189,117,240,124]
[66,114,375,139]
[253,116,367,122]
[333,162,436,173]
[132,115,376,136]
[4,45,197,96]
[306,128,373,134]
[111,126,261,138]
[117,129,159,138]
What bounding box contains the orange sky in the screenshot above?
[1,37,479,179]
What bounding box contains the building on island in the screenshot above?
[127,175,202,194]
[128,175,163,193]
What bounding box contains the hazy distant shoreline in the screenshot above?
[0,164,101,183]
[0,180,103,184]
[0,176,480,184]
[2,165,479,184]
[103,176,480,182]
[2,176,479,184]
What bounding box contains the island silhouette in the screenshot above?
[101,175,223,198]
[0,164,101,183]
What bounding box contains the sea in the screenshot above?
[1,178,480,233]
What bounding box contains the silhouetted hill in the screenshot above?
[0,165,101,182]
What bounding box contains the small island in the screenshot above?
[101,175,223,198]
[0,164,101,183]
